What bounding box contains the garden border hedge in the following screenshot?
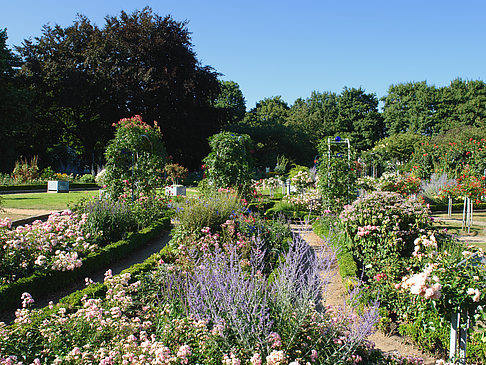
[0,183,99,192]
[0,216,170,310]
[428,202,486,212]
[312,220,358,288]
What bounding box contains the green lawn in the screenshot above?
[1,190,98,211]
[432,213,486,250]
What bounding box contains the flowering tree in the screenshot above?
[104,116,166,199]
[164,163,188,185]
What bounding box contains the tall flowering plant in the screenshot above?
[104,115,167,200]
[317,136,357,212]
[396,235,486,315]
[453,166,486,202]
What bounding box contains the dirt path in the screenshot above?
[290,224,437,365]
[1,208,55,221]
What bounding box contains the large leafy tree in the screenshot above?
[0,29,32,172]
[382,81,439,136]
[336,87,384,152]
[213,80,246,123]
[287,91,339,146]
[436,78,486,131]
[230,96,313,168]
[17,7,221,171]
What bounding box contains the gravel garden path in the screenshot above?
[290,224,437,365]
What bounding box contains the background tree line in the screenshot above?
[1,7,485,174]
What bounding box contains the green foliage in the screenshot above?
[274,155,290,178]
[203,132,254,194]
[361,132,425,174]
[317,136,357,211]
[16,7,221,170]
[78,173,95,183]
[104,115,166,199]
[287,164,308,180]
[340,191,432,280]
[172,193,243,235]
[407,126,486,179]
[214,80,246,123]
[382,79,486,137]
[230,96,314,168]
[164,163,188,185]
[0,217,170,310]
[312,217,358,287]
[77,198,137,245]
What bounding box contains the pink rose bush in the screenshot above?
[338,190,486,359]
[0,211,97,285]
[0,212,423,365]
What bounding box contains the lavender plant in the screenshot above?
[183,246,272,356]
[420,172,456,204]
[76,198,136,245]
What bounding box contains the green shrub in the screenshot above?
[202,132,254,195]
[78,173,95,183]
[340,191,431,280]
[317,135,357,212]
[287,164,308,180]
[77,198,137,245]
[104,115,166,200]
[173,192,243,235]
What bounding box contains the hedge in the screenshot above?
[428,201,486,212]
[0,216,170,310]
[312,219,358,289]
[0,183,98,192]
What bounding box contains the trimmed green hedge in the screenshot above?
[6,241,174,334]
[428,201,486,212]
[312,220,358,288]
[0,216,170,310]
[0,183,99,192]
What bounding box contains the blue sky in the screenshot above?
[1,0,485,109]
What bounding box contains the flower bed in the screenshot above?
[339,191,486,362]
[0,216,170,310]
[0,199,423,364]
[0,211,94,287]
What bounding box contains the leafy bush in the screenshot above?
[172,192,243,235]
[164,163,188,185]
[78,173,95,183]
[203,131,254,194]
[340,191,432,280]
[76,198,137,245]
[317,136,357,212]
[104,115,166,199]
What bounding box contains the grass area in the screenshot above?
[0,191,98,211]
[432,214,486,251]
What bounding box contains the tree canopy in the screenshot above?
[16,7,222,171]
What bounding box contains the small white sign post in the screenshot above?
[448,196,453,217]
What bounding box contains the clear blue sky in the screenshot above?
[1,0,485,109]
